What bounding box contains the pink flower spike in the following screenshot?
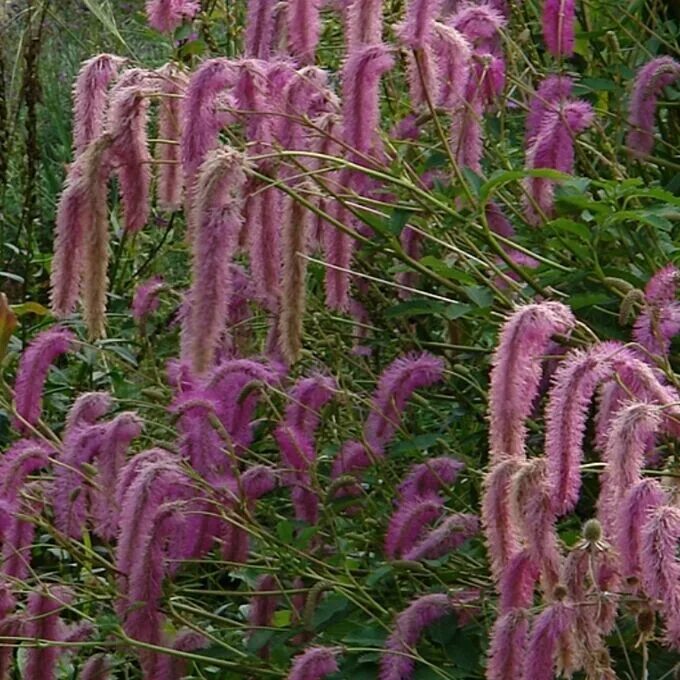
[524,75,573,146]
[288,0,323,65]
[541,0,576,58]
[403,512,479,561]
[451,3,506,53]
[287,646,341,680]
[145,0,200,33]
[432,22,471,109]
[489,302,575,462]
[346,0,383,49]
[397,456,465,501]
[72,54,125,156]
[13,327,75,433]
[398,0,445,50]
[487,609,529,680]
[498,550,540,613]
[384,496,444,559]
[246,0,277,58]
[132,275,165,323]
[626,56,680,157]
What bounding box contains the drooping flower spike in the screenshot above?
[145,0,200,33]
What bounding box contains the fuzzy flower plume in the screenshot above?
[181,59,237,186]
[450,3,505,53]
[633,263,680,357]
[384,496,444,559]
[403,512,479,560]
[498,550,540,613]
[132,275,165,323]
[641,505,680,647]
[523,100,594,225]
[65,391,111,434]
[145,0,200,33]
[541,0,575,57]
[246,0,277,58]
[79,654,112,680]
[341,43,395,156]
[379,593,451,680]
[398,0,444,49]
[287,646,341,680]
[106,70,160,234]
[487,609,530,680]
[50,134,112,321]
[13,327,74,432]
[597,401,661,534]
[364,352,444,454]
[156,64,188,212]
[482,459,522,580]
[522,597,577,680]
[398,457,464,500]
[279,190,312,364]
[72,54,125,155]
[432,22,471,109]
[185,148,248,374]
[617,478,667,579]
[525,75,573,146]
[288,0,323,64]
[0,439,51,502]
[346,0,383,49]
[488,302,575,463]
[626,56,680,157]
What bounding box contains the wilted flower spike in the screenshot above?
[145,0,200,33]
[488,302,576,462]
[13,327,75,432]
[487,610,529,680]
[185,148,248,374]
[626,56,680,158]
[641,505,680,648]
[287,646,341,680]
[364,352,445,454]
[379,593,451,680]
[72,54,125,155]
[541,0,575,58]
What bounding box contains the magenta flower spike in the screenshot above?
[322,193,354,312]
[524,75,573,146]
[132,275,165,323]
[627,56,680,158]
[245,0,277,58]
[641,505,680,648]
[341,43,395,156]
[523,100,594,225]
[249,574,279,656]
[364,352,445,454]
[397,456,464,501]
[384,495,444,559]
[145,0,200,32]
[287,0,323,65]
[432,22,471,109]
[13,327,74,433]
[487,609,529,680]
[64,392,111,435]
[287,646,341,680]
[403,512,479,560]
[450,3,506,54]
[541,0,576,58]
[0,440,51,502]
[522,598,577,680]
[398,0,444,49]
[379,593,451,680]
[498,550,540,613]
[346,0,383,49]
[449,88,484,172]
[488,302,575,463]
[72,54,125,156]
[184,148,248,374]
[282,374,337,436]
[79,654,112,680]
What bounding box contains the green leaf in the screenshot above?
[385,300,447,318]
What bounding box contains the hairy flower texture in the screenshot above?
[106,70,160,233]
[522,599,577,680]
[449,87,484,172]
[322,189,353,312]
[498,550,540,613]
[341,43,395,157]
[346,0,383,49]
[398,457,465,501]
[132,275,165,323]
[403,512,479,560]
[50,134,112,320]
[597,401,661,535]
[633,263,680,357]
[1,488,41,580]
[246,0,277,58]
[279,193,311,364]
[523,100,594,225]
[525,75,573,147]
[235,59,279,153]
[489,302,575,463]
[509,459,561,593]
[541,0,575,57]
[641,505,680,647]
[482,459,522,580]
[249,574,279,654]
[617,478,667,579]
[155,64,187,212]
[379,593,451,680]
[281,374,337,436]
[487,609,529,680]
[145,0,199,32]
[432,22,471,109]
[450,2,505,51]
[186,148,247,374]
[72,54,125,156]
[0,440,50,502]
[287,0,322,64]
[364,352,445,455]
[398,0,444,49]
[627,57,680,157]
[79,654,112,680]
[13,327,74,433]
[385,496,444,559]
[181,59,237,189]
[64,391,111,436]
[287,646,340,680]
